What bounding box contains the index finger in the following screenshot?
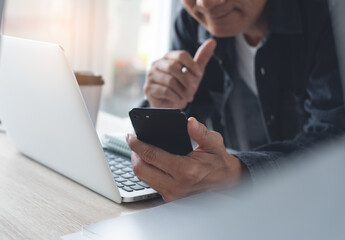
[126,133,183,175]
[164,51,202,78]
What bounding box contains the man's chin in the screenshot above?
[207,27,240,38]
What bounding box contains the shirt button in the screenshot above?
[270,114,275,121]
[260,67,266,76]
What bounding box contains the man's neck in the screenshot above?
[243,33,264,47]
[243,8,268,47]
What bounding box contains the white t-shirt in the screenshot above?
[228,34,268,151]
[235,34,259,96]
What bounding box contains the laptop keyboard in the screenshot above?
[104,149,151,192]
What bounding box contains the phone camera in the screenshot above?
[133,115,139,119]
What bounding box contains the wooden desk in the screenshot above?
[0,112,164,240]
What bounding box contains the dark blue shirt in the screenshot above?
[169,0,345,181]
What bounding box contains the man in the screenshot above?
[126,0,345,201]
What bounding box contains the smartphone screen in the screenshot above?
[129,108,193,155]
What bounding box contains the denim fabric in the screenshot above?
[142,0,345,182]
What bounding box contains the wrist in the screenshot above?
[226,154,244,185]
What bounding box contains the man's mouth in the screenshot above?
[209,9,235,20]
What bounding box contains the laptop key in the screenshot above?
[113,158,124,163]
[115,156,127,161]
[115,176,127,182]
[122,167,133,172]
[113,169,125,175]
[130,184,144,191]
[137,181,150,188]
[116,182,124,188]
[122,181,135,186]
[115,163,125,168]
[122,161,132,166]
[122,187,133,192]
[108,160,117,165]
[129,177,140,182]
[121,173,133,179]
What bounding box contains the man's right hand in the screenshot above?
[144,39,217,109]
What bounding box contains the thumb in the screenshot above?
[187,117,221,152]
[194,38,217,70]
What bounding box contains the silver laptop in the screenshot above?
[0,35,158,203]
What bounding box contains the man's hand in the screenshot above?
[144,39,217,109]
[126,117,243,202]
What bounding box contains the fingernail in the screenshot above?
[188,117,197,128]
[192,118,199,129]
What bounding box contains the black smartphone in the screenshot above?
[129,108,193,155]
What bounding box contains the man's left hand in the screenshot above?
[126,117,243,202]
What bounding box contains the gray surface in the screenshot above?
[82,136,345,239]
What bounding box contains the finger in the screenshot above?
[164,50,203,78]
[146,70,187,100]
[194,38,217,70]
[155,58,200,91]
[187,117,224,153]
[131,151,174,190]
[153,76,193,103]
[145,82,182,103]
[126,134,183,175]
[147,97,185,109]
[131,151,191,202]
[144,80,186,108]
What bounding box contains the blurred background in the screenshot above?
[2,0,180,117]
